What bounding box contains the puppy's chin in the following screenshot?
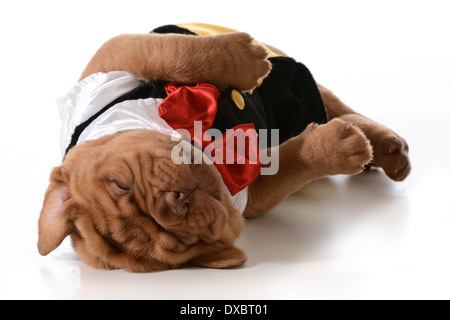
[69,188,241,272]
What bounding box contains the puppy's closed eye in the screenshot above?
[108,179,132,195]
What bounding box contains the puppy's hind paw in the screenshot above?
[372,134,411,181]
[304,119,373,176]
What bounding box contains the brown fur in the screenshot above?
[79,32,271,91]
[38,30,411,272]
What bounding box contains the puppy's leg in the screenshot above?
[80,32,271,92]
[318,84,411,181]
[244,119,373,218]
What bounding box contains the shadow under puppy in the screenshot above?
[38,23,411,272]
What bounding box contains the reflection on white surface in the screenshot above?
[241,172,411,265]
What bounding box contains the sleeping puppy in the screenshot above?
[38,24,411,272]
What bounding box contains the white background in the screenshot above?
[1,0,449,299]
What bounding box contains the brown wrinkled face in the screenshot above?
[38,130,246,272]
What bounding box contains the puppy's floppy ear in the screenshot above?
[189,246,247,269]
[38,167,71,256]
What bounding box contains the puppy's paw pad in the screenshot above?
[373,134,411,181]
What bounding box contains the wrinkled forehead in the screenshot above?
[64,130,180,165]
[62,130,221,187]
[103,130,182,157]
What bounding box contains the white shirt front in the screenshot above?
[57,71,182,159]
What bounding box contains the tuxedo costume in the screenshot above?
[57,24,328,212]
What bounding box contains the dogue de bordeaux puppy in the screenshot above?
[38,23,411,272]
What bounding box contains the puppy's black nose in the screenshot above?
[166,191,191,216]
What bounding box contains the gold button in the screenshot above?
[231,89,245,110]
[257,78,264,87]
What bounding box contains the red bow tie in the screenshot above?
[158,82,261,196]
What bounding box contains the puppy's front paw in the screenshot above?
[370,132,411,181]
[212,32,272,91]
[303,119,373,176]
